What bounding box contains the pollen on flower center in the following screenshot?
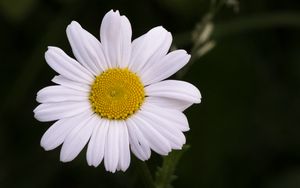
[89,68,145,120]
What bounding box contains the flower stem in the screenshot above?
[134,157,156,188]
[154,145,190,188]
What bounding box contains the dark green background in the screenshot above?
[1,0,300,187]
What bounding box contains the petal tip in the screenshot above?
[40,143,52,151]
[106,9,120,17]
[187,54,191,60]
[60,154,71,163]
[47,46,57,51]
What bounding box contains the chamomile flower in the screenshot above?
[34,10,201,173]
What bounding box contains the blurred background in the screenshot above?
[1,0,300,187]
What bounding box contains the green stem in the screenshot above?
[154,145,190,188]
[134,158,156,188]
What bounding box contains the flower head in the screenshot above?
[34,10,201,173]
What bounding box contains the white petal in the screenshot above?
[52,75,90,92]
[40,111,92,151]
[86,118,109,167]
[146,96,193,111]
[126,118,151,161]
[128,26,172,75]
[117,121,130,171]
[143,101,190,132]
[36,85,88,103]
[60,113,98,162]
[67,21,108,74]
[104,120,120,173]
[140,104,186,149]
[131,112,171,155]
[33,101,91,122]
[145,80,201,104]
[45,47,94,84]
[100,10,132,68]
[141,50,191,85]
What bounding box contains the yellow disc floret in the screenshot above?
[89,68,145,120]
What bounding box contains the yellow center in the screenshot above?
[89,68,145,120]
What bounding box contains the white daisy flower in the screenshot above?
[34,10,201,173]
